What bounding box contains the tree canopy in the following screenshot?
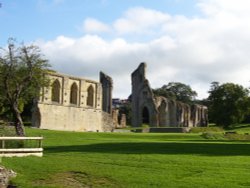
[153,82,197,104]
[207,82,250,127]
[0,39,50,135]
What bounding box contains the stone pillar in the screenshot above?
[79,80,86,107]
[96,83,102,110]
[112,109,119,128]
[120,114,127,128]
[62,77,70,106]
[100,72,113,114]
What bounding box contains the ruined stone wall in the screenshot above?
[100,72,113,114]
[32,72,114,132]
[131,63,158,127]
[131,63,208,128]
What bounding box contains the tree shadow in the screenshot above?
[45,142,250,156]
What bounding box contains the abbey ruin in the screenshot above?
[32,62,208,132]
[131,63,208,129]
[32,71,114,132]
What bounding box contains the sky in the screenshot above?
[1,0,250,99]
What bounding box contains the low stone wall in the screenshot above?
[35,103,104,132]
[133,127,191,133]
[102,112,114,132]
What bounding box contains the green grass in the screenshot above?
[3,127,250,188]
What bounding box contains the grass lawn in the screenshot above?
[3,127,250,188]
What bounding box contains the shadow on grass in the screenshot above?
[45,142,250,156]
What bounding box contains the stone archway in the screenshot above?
[158,100,167,127]
[142,106,150,125]
[70,83,78,105]
[87,85,94,107]
[51,79,60,103]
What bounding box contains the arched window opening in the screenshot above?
[51,79,60,103]
[87,85,94,107]
[142,106,150,125]
[70,83,78,105]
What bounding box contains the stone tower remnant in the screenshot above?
[100,71,113,114]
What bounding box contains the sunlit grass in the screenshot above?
[3,127,250,188]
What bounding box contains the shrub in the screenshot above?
[0,122,16,136]
[190,127,224,133]
[201,132,225,140]
[224,132,250,141]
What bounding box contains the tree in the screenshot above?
[0,39,50,136]
[153,82,197,104]
[207,82,250,127]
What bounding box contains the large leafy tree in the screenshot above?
[207,82,250,127]
[0,39,50,136]
[153,82,197,104]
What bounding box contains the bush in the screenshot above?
[0,122,16,136]
[190,127,224,133]
[224,132,250,141]
[201,132,225,140]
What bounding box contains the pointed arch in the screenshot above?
[70,82,78,105]
[87,85,94,107]
[142,106,150,124]
[51,79,60,103]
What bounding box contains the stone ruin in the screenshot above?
[0,166,16,188]
[112,109,127,128]
[32,62,207,132]
[131,63,208,129]
[32,71,116,132]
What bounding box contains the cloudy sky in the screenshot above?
[1,0,250,99]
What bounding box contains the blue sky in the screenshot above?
[1,0,250,99]
[0,0,200,45]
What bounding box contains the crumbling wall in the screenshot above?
[131,62,208,128]
[100,72,113,114]
[32,72,115,132]
[131,63,158,127]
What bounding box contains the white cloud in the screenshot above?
[113,7,171,35]
[83,18,110,33]
[197,0,250,16]
[37,1,250,99]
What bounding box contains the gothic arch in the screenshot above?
[70,82,78,105]
[51,79,60,103]
[142,106,150,124]
[87,85,94,107]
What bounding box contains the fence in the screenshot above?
[0,137,43,157]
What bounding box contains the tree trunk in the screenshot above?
[12,104,25,136]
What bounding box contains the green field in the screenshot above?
[3,127,250,188]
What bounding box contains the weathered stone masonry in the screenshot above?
[131,63,208,128]
[32,72,114,132]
